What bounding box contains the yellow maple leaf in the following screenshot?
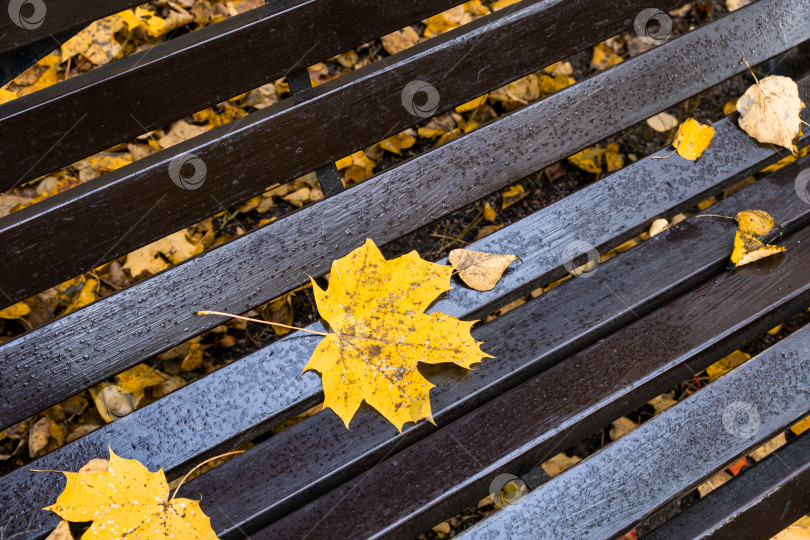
[306,239,491,431]
[44,449,218,539]
[672,118,715,160]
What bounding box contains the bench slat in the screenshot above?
[0,0,688,306]
[256,222,810,539]
[645,431,810,540]
[0,0,469,190]
[184,158,810,537]
[458,324,810,540]
[0,11,807,431]
[2,151,808,539]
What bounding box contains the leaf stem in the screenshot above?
[170,450,245,500]
[694,214,735,220]
[197,310,328,336]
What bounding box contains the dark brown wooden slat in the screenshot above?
[3,130,807,540]
[183,158,810,538]
[0,0,687,306]
[645,431,810,540]
[255,223,810,540]
[458,328,810,540]
[0,8,806,431]
[0,0,466,190]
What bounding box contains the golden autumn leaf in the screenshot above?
[735,209,778,237]
[591,42,623,71]
[706,350,751,381]
[43,449,218,539]
[448,249,518,291]
[306,239,491,430]
[501,184,527,209]
[736,74,806,152]
[672,118,715,160]
[730,230,785,267]
[0,302,30,320]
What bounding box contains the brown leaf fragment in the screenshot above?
[448,249,518,291]
[46,520,74,540]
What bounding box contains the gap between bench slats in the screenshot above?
[0,16,807,432]
[0,0,470,189]
[456,323,810,540]
[0,3,806,432]
[193,159,810,538]
[646,430,810,540]
[3,150,808,538]
[0,0,712,305]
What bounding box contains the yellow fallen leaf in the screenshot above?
[423,6,470,37]
[723,100,738,116]
[380,27,419,55]
[568,144,622,174]
[730,230,785,267]
[541,453,581,477]
[306,239,492,430]
[591,42,623,71]
[735,209,778,237]
[260,295,294,336]
[791,415,810,436]
[482,201,496,222]
[46,520,74,540]
[64,278,98,314]
[646,112,679,132]
[180,342,205,371]
[123,230,203,279]
[455,95,488,113]
[537,73,575,96]
[44,449,218,539]
[672,118,715,160]
[501,184,527,209]
[726,0,752,11]
[115,364,165,393]
[380,130,417,155]
[0,302,30,319]
[448,249,518,291]
[648,218,669,237]
[706,350,750,381]
[772,515,810,540]
[737,74,806,152]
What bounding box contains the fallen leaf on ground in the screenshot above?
[380,130,417,155]
[260,295,294,336]
[672,118,715,160]
[115,364,165,393]
[706,350,750,381]
[697,471,732,497]
[123,230,203,279]
[772,515,810,540]
[736,74,806,152]
[610,417,638,440]
[791,415,810,436]
[501,184,527,209]
[591,42,623,70]
[568,143,623,174]
[46,520,74,540]
[0,302,30,319]
[735,209,778,236]
[306,239,492,430]
[482,202,496,222]
[28,417,50,457]
[648,218,670,237]
[381,27,420,55]
[646,112,678,132]
[748,433,787,461]
[541,453,581,477]
[730,230,785,267]
[725,0,752,11]
[43,449,218,539]
[448,249,518,291]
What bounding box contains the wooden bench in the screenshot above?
[1,0,809,538]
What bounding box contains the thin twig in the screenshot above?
[197,310,328,336]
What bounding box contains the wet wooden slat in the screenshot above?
[0,0,471,189]
[254,222,810,540]
[645,431,810,540]
[0,0,689,305]
[0,14,807,432]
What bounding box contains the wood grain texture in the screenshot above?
[458,325,810,540]
[256,223,810,540]
[645,431,810,540]
[0,0,468,188]
[0,9,807,431]
[0,0,685,305]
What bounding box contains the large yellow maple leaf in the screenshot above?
[307,239,492,431]
[44,449,218,539]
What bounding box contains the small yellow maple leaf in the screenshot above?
[672,118,715,160]
[44,449,218,539]
[306,239,492,431]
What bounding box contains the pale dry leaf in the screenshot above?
[697,470,732,497]
[725,0,752,11]
[737,75,806,152]
[448,249,517,291]
[28,417,50,457]
[747,432,787,461]
[772,515,810,540]
[648,394,678,415]
[158,120,208,148]
[380,27,419,55]
[609,417,638,440]
[46,520,74,540]
[646,112,678,132]
[541,453,581,477]
[649,218,670,237]
[730,230,785,267]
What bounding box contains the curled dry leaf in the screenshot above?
[672,118,715,160]
[646,112,678,133]
[307,239,492,431]
[735,209,778,237]
[736,75,806,152]
[43,449,218,539]
[648,218,670,237]
[448,249,518,291]
[730,230,785,267]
